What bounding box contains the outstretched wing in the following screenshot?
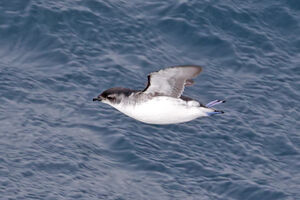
[142,65,202,98]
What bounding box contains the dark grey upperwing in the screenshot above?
[142,65,202,98]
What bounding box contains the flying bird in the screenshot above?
[93,65,225,125]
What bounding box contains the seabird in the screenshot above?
[93,65,225,125]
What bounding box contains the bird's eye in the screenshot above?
[107,95,115,100]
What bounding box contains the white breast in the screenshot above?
[110,96,211,124]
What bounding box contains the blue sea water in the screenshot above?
[0,0,300,199]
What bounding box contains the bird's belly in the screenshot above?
[116,97,207,124]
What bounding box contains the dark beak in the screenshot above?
[93,96,103,101]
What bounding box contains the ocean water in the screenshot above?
[0,0,299,199]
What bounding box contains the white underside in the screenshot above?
[105,96,212,124]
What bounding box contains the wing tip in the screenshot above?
[171,64,203,72]
[149,65,203,75]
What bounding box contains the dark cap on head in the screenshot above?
[93,87,137,103]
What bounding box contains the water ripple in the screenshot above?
[1,0,300,199]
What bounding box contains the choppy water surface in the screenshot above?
[0,1,300,199]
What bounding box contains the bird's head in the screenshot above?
[93,87,135,105]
